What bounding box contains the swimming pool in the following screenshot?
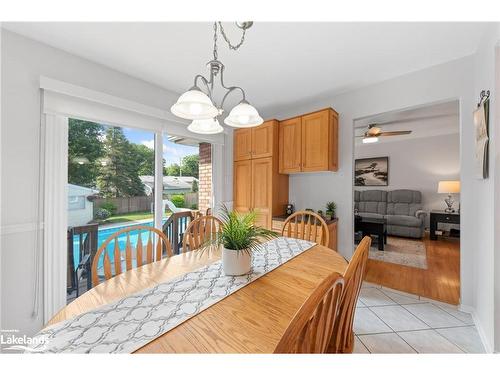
[72,219,168,270]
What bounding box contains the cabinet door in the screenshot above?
[233,160,252,213]
[301,110,330,172]
[279,117,302,173]
[233,128,252,161]
[251,157,273,229]
[251,121,274,159]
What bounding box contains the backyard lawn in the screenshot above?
[104,211,153,224]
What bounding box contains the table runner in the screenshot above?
[29,237,315,353]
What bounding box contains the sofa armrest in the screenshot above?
[415,210,426,220]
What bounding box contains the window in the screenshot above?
[68,195,85,210]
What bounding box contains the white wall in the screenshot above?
[0,30,236,336]
[471,24,500,353]
[355,131,460,228]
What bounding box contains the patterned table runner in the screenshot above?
[29,237,315,353]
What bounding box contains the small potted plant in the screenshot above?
[202,205,277,276]
[325,201,337,220]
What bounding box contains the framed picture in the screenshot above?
[355,157,389,186]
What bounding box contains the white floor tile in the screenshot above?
[398,330,463,353]
[370,305,429,331]
[380,288,425,305]
[359,287,397,307]
[403,303,465,328]
[354,307,392,335]
[436,326,485,353]
[361,281,381,289]
[353,336,370,353]
[434,305,474,325]
[356,299,365,308]
[358,333,416,353]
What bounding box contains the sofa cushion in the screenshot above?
[386,190,422,216]
[357,212,385,220]
[385,214,422,227]
[357,190,387,215]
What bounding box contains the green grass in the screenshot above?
[104,211,153,224]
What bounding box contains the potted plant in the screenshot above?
[203,205,278,276]
[317,210,324,217]
[325,201,337,220]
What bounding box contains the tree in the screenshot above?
[180,154,199,178]
[191,179,198,192]
[165,163,181,176]
[131,143,156,175]
[97,127,145,197]
[68,119,104,188]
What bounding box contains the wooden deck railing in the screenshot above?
[67,224,99,298]
[162,211,196,254]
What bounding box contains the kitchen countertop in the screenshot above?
[272,214,338,224]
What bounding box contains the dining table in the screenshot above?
[49,242,348,353]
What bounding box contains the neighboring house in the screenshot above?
[140,176,199,195]
[67,184,99,227]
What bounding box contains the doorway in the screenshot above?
[352,100,461,304]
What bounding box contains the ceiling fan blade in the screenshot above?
[379,130,412,136]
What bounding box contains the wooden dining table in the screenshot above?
[49,243,348,353]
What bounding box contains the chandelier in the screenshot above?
[171,22,263,135]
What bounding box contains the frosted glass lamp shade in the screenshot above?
[224,101,263,128]
[170,89,219,120]
[362,137,379,144]
[187,118,224,135]
[437,180,460,194]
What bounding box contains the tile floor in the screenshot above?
[353,282,485,354]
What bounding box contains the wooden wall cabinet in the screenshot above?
[233,120,289,229]
[279,108,338,173]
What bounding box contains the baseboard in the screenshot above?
[460,304,493,353]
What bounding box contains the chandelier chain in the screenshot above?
[213,22,218,60]
[217,22,247,51]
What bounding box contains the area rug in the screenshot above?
[365,236,428,269]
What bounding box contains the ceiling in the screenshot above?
[354,100,459,144]
[3,22,487,116]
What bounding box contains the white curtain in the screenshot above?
[42,114,68,323]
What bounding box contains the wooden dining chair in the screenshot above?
[274,272,344,353]
[327,236,371,353]
[182,215,223,253]
[281,210,329,246]
[91,225,172,287]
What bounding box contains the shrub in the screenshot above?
[170,194,185,208]
[95,208,111,220]
[100,201,117,215]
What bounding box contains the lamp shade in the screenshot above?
[170,88,219,120]
[224,101,263,128]
[438,180,460,194]
[187,118,224,135]
[362,137,379,144]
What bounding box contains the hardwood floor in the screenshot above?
[364,235,460,305]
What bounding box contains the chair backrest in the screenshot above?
[91,225,172,287]
[274,272,344,353]
[182,215,223,253]
[328,236,371,353]
[281,211,329,246]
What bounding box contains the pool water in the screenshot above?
[72,219,168,270]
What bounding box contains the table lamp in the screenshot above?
[437,180,460,213]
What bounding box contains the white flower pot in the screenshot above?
[222,247,252,276]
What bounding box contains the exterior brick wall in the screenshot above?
[198,143,212,214]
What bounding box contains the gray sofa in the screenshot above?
[354,189,426,238]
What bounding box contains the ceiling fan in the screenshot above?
[356,124,412,143]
